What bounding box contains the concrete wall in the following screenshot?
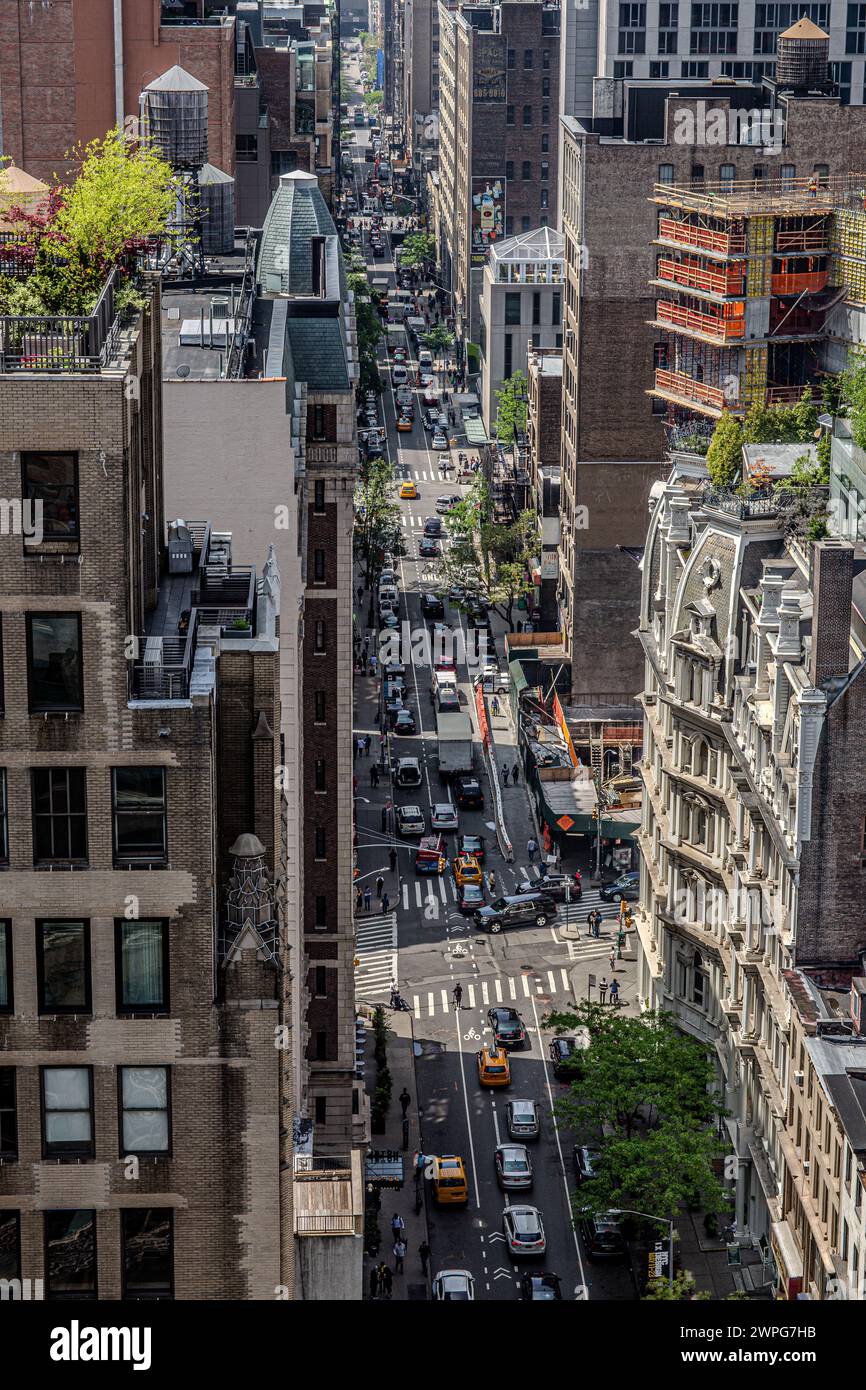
[480,275,561,431]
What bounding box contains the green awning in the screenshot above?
[464,417,489,445]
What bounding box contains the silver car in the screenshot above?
[431,802,459,832]
[503,1205,546,1260]
[505,1099,540,1141]
[495,1143,533,1191]
[432,1269,476,1300]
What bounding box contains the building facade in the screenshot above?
[526,348,563,630]
[479,226,564,432]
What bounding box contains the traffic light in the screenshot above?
[591,808,598,821]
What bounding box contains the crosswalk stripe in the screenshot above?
[449,880,457,900]
[468,983,476,1008]
[427,992,434,1016]
[482,980,489,1004]
[354,910,398,998]
[438,876,447,903]
[493,977,502,1002]
[508,977,516,1000]
[531,865,541,878]
[415,882,422,908]
[547,970,556,993]
[441,988,449,1012]
[536,978,544,994]
[521,976,530,998]
[519,866,529,881]
[561,968,570,991]
[402,884,409,909]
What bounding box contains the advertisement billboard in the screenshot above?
[471,177,505,265]
[473,62,507,103]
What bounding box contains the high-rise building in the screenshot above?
[402,0,442,174]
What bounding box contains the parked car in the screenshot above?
[503,1205,546,1259]
[520,1272,562,1300]
[573,1145,599,1184]
[580,1214,627,1261]
[430,802,459,832]
[432,1269,475,1300]
[394,708,416,735]
[474,893,556,933]
[495,1143,533,1191]
[394,757,422,787]
[453,776,484,811]
[436,494,461,513]
[395,804,425,837]
[488,1006,526,1049]
[600,870,640,902]
[549,1034,589,1079]
[505,1099,540,1141]
[421,592,445,619]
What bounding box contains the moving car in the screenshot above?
[549,1034,589,1079]
[423,517,443,537]
[394,757,422,787]
[515,872,581,903]
[396,415,413,431]
[395,804,425,837]
[474,893,556,933]
[394,708,416,735]
[430,802,459,833]
[399,480,418,500]
[432,1269,475,1300]
[503,1205,546,1259]
[520,1273,562,1301]
[371,241,385,257]
[600,870,640,902]
[495,1143,533,1191]
[431,1155,469,1206]
[436,494,461,513]
[487,1006,526,1049]
[420,592,445,619]
[573,1145,599,1184]
[580,1214,628,1261]
[453,853,482,888]
[392,365,408,385]
[457,880,485,914]
[477,1046,511,1087]
[418,537,441,558]
[391,345,408,364]
[379,608,399,629]
[505,1099,540,1141]
[453,775,484,810]
[431,431,449,450]
[457,833,486,862]
[437,689,461,713]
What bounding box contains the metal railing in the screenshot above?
[0,265,123,373]
[654,369,726,411]
[656,298,744,342]
[658,217,745,257]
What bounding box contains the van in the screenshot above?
[418,348,433,370]
[431,1155,469,1206]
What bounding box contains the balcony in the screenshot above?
[657,217,745,257]
[0,264,124,373]
[769,270,829,296]
[653,368,726,412]
[655,298,744,343]
[657,257,744,297]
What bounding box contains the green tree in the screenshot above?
[423,324,454,355]
[495,370,528,446]
[354,457,401,589]
[432,491,536,630]
[363,90,384,111]
[400,231,436,268]
[841,353,866,450]
[706,412,744,489]
[643,1271,711,1301]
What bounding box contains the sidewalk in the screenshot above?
[362,1009,431,1301]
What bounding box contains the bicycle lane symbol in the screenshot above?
[463,1026,480,1041]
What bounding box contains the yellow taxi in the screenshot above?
[399,480,418,499]
[477,1046,511,1088]
[431,1154,469,1205]
[453,853,483,888]
[396,416,413,432]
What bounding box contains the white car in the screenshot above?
[503,1205,546,1259]
[436,495,460,514]
[431,433,449,451]
[395,756,422,787]
[432,1269,476,1300]
[392,365,408,385]
[431,802,459,832]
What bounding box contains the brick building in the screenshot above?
[526,348,563,629]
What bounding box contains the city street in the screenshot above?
[343,77,636,1301]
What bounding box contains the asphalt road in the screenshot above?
[344,55,636,1304]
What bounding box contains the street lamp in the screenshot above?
[608,1208,674,1289]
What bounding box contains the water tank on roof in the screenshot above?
[197,163,235,254]
[776,17,830,90]
[142,65,209,169]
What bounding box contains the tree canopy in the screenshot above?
[495,370,528,446]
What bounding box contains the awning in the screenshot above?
[366,1151,405,1187]
[464,417,489,445]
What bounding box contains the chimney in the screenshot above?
[809,539,854,690]
[774,590,802,660]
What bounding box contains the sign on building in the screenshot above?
[471,177,505,265]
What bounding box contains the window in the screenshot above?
[719,163,736,188]
[813,163,830,185]
[691,163,705,183]
[0,768,7,864]
[120,1067,170,1155]
[315,894,327,927]
[780,163,796,186]
[532,292,541,326]
[540,214,549,227]
[848,2,866,51]
[506,104,515,125]
[523,104,532,126]
[0,1212,19,1282]
[0,1069,17,1158]
[32,768,87,863]
[116,919,168,1014]
[831,59,852,102]
[524,49,533,68]
[45,1210,97,1299]
[658,163,674,184]
[504,334,513,379]
[313,479,325,512]
[753,164,767,184]
[659,28,678,51]
[676,956,688,996]
[613,61,633,77]
[315,966,327,997]
[122,1209,173,1300]
[315,1095,327,1124]
[522,161,531,180]
[21,452,79,541]
[0,919,11,1014]
[650,61,670,77]
[541,160,549,182]
[653,341,670,369]
[692,965,708,1009]
[314,690,326,723]
[505,292,522,326]
[619,30,646,52]
[112,768,167,865]
[315,758,326,792]
[541,104,550,126]
[506,160,514,180]
[26,613,83,712]
[312,404,326,439]
[314,620,326,652]
[315,1030,328,1060]
[521,216,531,232]
[236,134,258,162]
[542,74,551,94]
[681,60,709,76]
[507,47,515,68]
[542,48,550,69]
[541,133,549,152]
[42,1067,94,1158]
[313,548,326,583]
[505,216,514,236]
[37,920,91,1014]
[315,826,326,859]
[659,1,679,21]
[540,188,549,209]
[620,1,646,20]
[0,617,3,715]
[552,291,561,323]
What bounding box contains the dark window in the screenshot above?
[505,292,522,325]
[653,341,670,370]
[315,1030,328,1059]
[21,452,79,543]
[507,47,515,68]
[504,334,513,378]
[831,59,852,101]
[542,74,550,95]
[505,216,514,235]
[505,160,514,180]
[541,133,549,152]
[236,134,258,162]
[0,768,7,864]
[314,479,325,512]
[315,826,327,859]
[660,0,679,19]
[0,919,11,1013]
[813,163,830,184]
[521,216,531,232]
[0,617,4,715]
[613,60,634,77]
[45,1209,97,1299]
[37,920,91,1014]
[313,548,326,582]
[522,161,531,180]
[0,1211,19,1281]
[541,160,549,181]
[650,60,670,76]
[315,758,326,791]
[315,966,327,996]
[659,163,675,183]
[753,165,767,184]
[542,48,550,68]
[315,1095,327,1124]
[314,690,326,723]
[115,919,169,1013]
[112,768,167,865]
[0,1069,17,1158]
[691,163,705,183]
[532,292,541,326]
[312,404,326,438]
[26,613,83,713]
[619,29,645,51]
[506,104,515,125]
[523,104,532,125]
[780,163,795,186]
[314,620,326,652]
[122,1209,173,1299]
[541,104,550,126]
[720,163,736,187]
[42,1067,94,1159]
[681,60,709,75]
[659,28,678,51]
[552,291,561,323]
[524,48,533,68]
[120,1067,170,1155]
[32,768,87,864]
[315,894,327,926]
[619,1,646,21]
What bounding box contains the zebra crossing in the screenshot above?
[354,911,398,999]
[411,965,576,1021]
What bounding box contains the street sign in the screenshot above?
[556,814,575,831]
[649,1241,670,1280]
[587,973,596,989]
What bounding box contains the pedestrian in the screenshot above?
[382,890,390,913]
[365,733,373,754]
[363,886,372,913]
[598,976,608,1005]
[370,654,378,676]
[389,847,398,874]
[376,874,385,899]
[381,1264,393,1299]
[391,1212,406,1242]
[418,1239,431,1275]
[487,869,496,894]
[502,764,510,786]
[609,947,616,972]
[587,908,600,938]
[527,837,538,863]
[371,764,380,787]
[609,977,620,1007]
[357,583,364,604]
[369,1264,380,1300]
[390,984,401,1009]
[381,806,388,832]
[453,982,463,1010]
[393,1237,407,1273]
[357,736,365,759]
[399,1087,412,1117]
[356,886,363,913]
[512,763,519,785]
[491,695,500,716]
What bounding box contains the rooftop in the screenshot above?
[161,238,258,382]
[490,226,564,263]
[651,173,866,218]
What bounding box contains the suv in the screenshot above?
[423,517,443,537]
[515,872,581,903]
[488,1007,526,1049]
[600,870,639,902]
[420,592,445,619]
[580,1214,627,1261]
[454,775,484,810]
[395,804,425,837]
[394,757,422,787]
[474,893,556,933]
[549,1035,587,1079]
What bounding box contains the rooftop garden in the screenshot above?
[0,131,174,321]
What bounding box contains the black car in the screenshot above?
[453,775,484,810]
[394,708,416,735]
[420,592,445,619]
[418,537,441,558]
[515,872,581,903]
[580,1215,628,1261]
[488,1007,526,1049]
[572,1145,599,1184]
[457,833,486,862]
[437,689,461,713]
[520,1272,563,1301]
[600,871,640,903]
[549,1036,586,1079]
[423,517,443,537]
[474,893,556,933]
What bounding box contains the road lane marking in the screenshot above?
[468,983,476,1007]
[402,883,409,909]
[508,977,516,999]
[494,977,503,1002]
[438,875,447,902]
[481,980,489,1004]
[414,881,422,908]
[521,976,530,997]
[561,968,570,991]
[441,989,449,1012]
[519,866,529,880]
[413,994,420,1019]
[427,992,434,1016]
[453,1002,482,1208]
[547,970,556,993]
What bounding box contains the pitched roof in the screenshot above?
[286,318,349,391]
[780,16,829,39]
[490,225,564,262]
[257,172,342,297]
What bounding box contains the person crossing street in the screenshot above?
[453,983,463,1010]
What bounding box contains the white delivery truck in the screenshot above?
[436,710,474,780]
